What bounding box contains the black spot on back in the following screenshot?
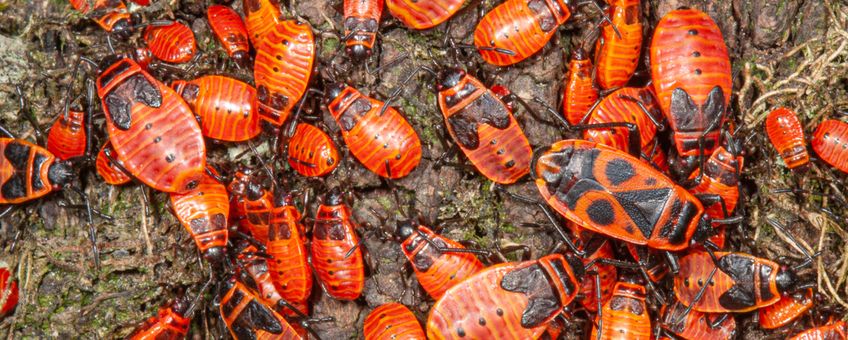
[30,152,47,191]
[339,98,371,131]
[4,141,30,170]
[587,200,615,226]
[2,174,26,200]
[605,158,635,186]
[447,92,511,149]
[716,253,757,310]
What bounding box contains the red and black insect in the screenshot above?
[562,47,599,125]
[126,298,192,340]
[69,0,134,39]
[266,188,313,305]
[46,108,87,161]
[533,140,712,255]
[227,169,273,244]
[254,20,315,127]
[590,280,652,339]
[95,142,131,185]
[235,241,286,308]
[766,107,809,171]
[207,5,251,67]
[759,288,814,330]
[674,251,805,313]
[325,83,422,179]
[426,253,584,339]
[243,0,282,46]
[660,299,737,339]
[343,0,383,61]
[171,75,262,142]
[168,171,229,263]
[812,119,848,174]
[312,187,365,301]
[790,320,847,340]
[474,0,577,66]
[364,303,426,340]
[594,0,643,90]
[284,122,340,177]
[686,145,743,227]
[0,137,74,205]
[651,8,732,175]
[219,278,303,340]
[435,68,531,184]
[385,0,463,30]
[95,58,206,193]
[143,21,197,64]
[0,262,17,318]
[394,220,485,299]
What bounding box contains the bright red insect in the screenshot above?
[759,288,814,329]
[590,281,652,339]
[169,172,229,263]
[394,221,485,299]
[812,119,848,174]
[325,83,422,179]
[386,0,463,30]
[0,138,74,204]
[435,68,531,184]
[660,299,737,339]
[765,107,809,171]
[266,189,313,305]
[143,22,197,64]
[95,142,131,185]
[594,0,643,90]
[651,9,732,168]
[284,122,340,177]
[207,5,251,67]
[126,299,191,340]
[473,0,574,66]
[562,47,599,125]
[0,262,17,317]
[46,109,87,161]
[311,188,365,301]
[95,58,206,193]
[171,75,262,142]
[343,0,383,61]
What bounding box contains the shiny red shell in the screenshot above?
[311,193,364,300]
[759,289,814,329]
[95,58,206,193]
[171,75,262,142]
[266,193,313,304]
[765,107,809,170]
[143,22,197,64]
[386,0,463,30]
[0,138,60,204]
[95,142,131,185]
[535,140,705,251]
[207,5,250,63]
[169,172,229,262]
[237,243,286,309]
[254,20,315,127]
[562,48,598,125]
[436,70,531,184]
[651,9,732,157]
[46,110,86,160]
[594,0,642,90]
[812,119,848,174]
[590,281,652,339]
[398,224,484,299]
[364,303,426,340]
[326,85,422,179]
[474,0,573,66]
[285,123,339,177]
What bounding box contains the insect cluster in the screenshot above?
[0,0,846,339]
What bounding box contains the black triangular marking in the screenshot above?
[613,188,672,238]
